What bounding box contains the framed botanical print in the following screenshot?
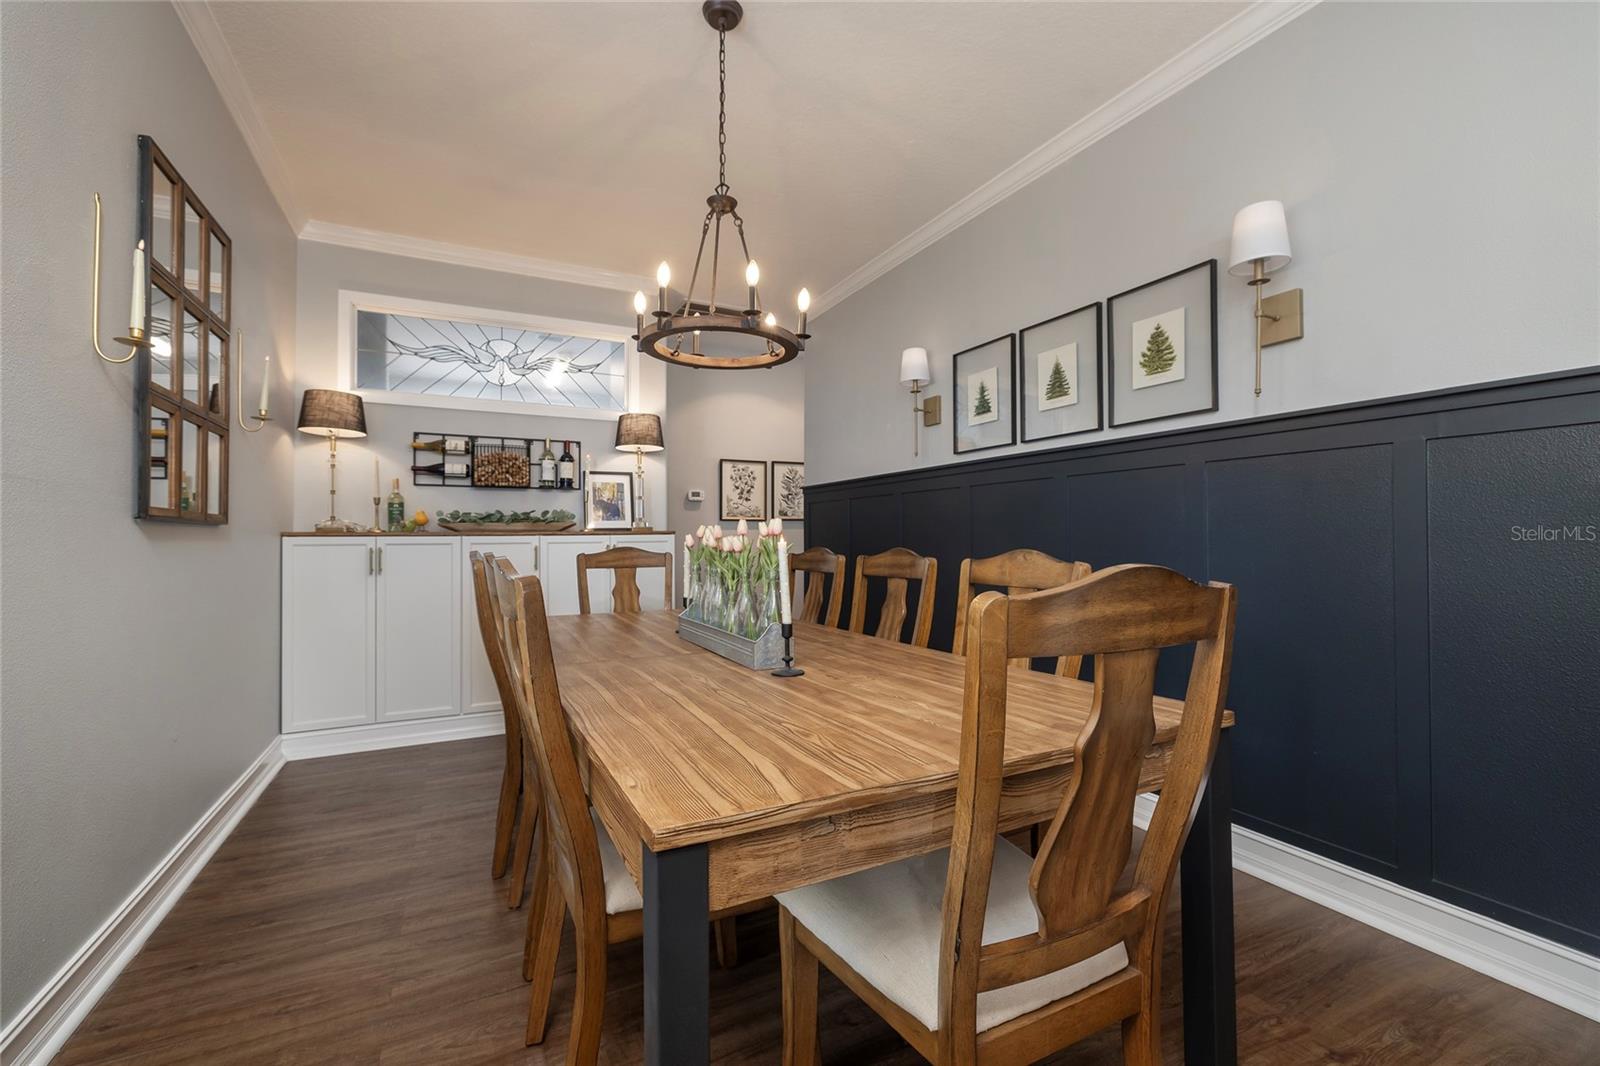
[586,470,634,529]
[719,458,768,520]
[1020,302,1102,443]
[952,333,1016,454]
[771,461,805,521]
[1107,260,1217,428]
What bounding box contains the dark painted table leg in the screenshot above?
[643,842,710,1066]
[1182,729,1237,1065]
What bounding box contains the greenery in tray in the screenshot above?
[435,509,575,525]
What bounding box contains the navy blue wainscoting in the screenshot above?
[805,369,1600,955]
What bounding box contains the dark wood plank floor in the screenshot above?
[57,739,1599,1065]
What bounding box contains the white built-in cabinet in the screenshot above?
[282,532,675,734]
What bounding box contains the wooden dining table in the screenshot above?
[548,610,1238,1066]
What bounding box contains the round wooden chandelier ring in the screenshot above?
[638,312,801,369]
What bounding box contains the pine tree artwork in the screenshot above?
[973,380,993,416]
[1139,323,1177,375]
[1130,309,1185,390]
[1045,358,1071,400]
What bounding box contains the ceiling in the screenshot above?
[201,1,1262,309]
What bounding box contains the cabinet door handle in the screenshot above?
[534,544,539,570]
[377,547,384,574]
[368,547,375,574]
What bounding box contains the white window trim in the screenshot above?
[336,289,639,421]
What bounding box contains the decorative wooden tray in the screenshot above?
[437,521,576,533]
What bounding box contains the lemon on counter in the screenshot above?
[414,510,430,527]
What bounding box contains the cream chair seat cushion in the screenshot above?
[776,836,1128,1034]
[591,809,643,915]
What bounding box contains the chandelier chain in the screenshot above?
[716,30,729,195]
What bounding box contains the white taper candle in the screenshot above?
[778,536,792,625]
[130,240,147,331]
[258,354,271,415]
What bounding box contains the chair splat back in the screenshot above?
[953,549,1092,676]
[788,546,846,627]
[848,547,938,647]
[942,564,1236,1037]
[576,546,671,614]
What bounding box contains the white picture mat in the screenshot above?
[967,367,999,425]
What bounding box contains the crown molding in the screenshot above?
[811,0,1320,318]
[172,1,305,230]
[299,220,653,294]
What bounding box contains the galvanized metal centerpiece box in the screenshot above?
[677,520,795,671]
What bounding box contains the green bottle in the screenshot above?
[387,478,405,532]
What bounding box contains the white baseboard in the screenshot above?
[279,711,504,761]
[0,737,286,1066]
[1132,795,1600,1022]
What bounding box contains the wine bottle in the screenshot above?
[387,478,405,532]
[414,437,469,454]
[558,440,576,489]
[412,461,469,478]
[539,438,557,488]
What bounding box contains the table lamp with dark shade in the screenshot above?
[615,412,663,530]
[297,389,368,531]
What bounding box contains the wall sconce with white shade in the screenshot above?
[899,347,941,457]
[1229,200,1304,396]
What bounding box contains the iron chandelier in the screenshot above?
[632,0,810,370]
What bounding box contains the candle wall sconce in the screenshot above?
[90,193,146,364]
[235,330,273,432]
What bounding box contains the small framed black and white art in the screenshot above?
[1019,302,1102,443]
[719,458,768,521]
[952,333,1016,455]
[1107,259,1218,428]
[770,460,805,521]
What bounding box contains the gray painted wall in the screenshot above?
[665,361,806,552]
[293,241,668,532]
[806,1,1600,485]
[1,0,299,1024]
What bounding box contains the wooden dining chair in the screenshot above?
[575,546,671,614]
[778,564,1237,1066]
[502,570,759,1055]
[848,547,938,648]
[788,545,846,627]
[471,552,539,909]
[953,549,1093,678]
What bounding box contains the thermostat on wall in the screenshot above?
[686,489,705,503]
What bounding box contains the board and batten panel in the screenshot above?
[376,537,461,722]
[1205,445,1402,873]
[1065,464,1194,698]
[282,537,376,732]
[845,494,906,639]
[1426,424,1600,954]
[901,484,971,652]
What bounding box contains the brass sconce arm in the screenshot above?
[91,193,143,364]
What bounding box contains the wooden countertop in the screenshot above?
[280,529,675,538]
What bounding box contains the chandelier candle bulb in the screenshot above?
[633,290,647,337]
[130,240,146,331]
[796,288,810,336]
[258,355,271,416]
[656,262,671,315]
[745,259,760,311]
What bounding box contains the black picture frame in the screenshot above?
[1019,301,1103,444]
[1107,259,1218,429]
[952,333,1017,455]
[770,460,805,521]
[719,458,768,521]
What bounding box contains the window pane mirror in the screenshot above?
[136,136,232,523]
